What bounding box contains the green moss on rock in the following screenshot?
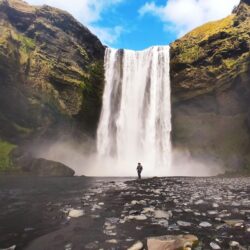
[0,140,16,170]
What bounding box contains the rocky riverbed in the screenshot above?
[0,177,250,249]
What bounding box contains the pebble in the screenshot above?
[127,241,143,250]
[106,239,118,244]
[229,241,240,247]
[64,243,72,250]
[208,210,218,215]
[224,220,244,227]
[199,222,212,228]
[126,214,147,221]
[213,203,219,208]
[195,200,204,205]
[154,210,170,219]
[147,234,198,250]
[68,209,84,218]
[177,221,192,227]
[142,207,155,214]
[210,242,221,249]
[131,200,139,205]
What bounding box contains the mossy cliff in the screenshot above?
[0,0,105,170]
[170,0,250,171]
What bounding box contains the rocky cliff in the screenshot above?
[170,0,250,172]
[0,0,105,171]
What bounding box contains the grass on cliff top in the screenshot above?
[0,140,16,170]
[171,14,236,64]
[183,14,235,43]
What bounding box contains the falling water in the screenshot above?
[97,46,172,176]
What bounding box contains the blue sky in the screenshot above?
[26,0,240,50]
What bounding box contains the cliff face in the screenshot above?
[0,0,105,171]
[0,0,105,144]
[170,0,250,171]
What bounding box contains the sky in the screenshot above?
[25,0,240,50]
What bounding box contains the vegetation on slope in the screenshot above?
[0,140,16,170]
[171,3,250,101]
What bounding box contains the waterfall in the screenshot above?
[97,46,172,176]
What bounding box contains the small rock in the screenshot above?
[224,220,244,227]
[65,243,72,250]
[210,242,221,249]
[106,239,118,244]
[194,212,201,216]
[127,215,147,221]
[232,202,240,207]
[195,200,204,205]
[154,210,170,219]
[147,234,198,250]
[177,221,192,227]
[199,222,212,228]
[91,204,102,211]
[127,241,143,250]
[68,209,84,218]
[213,203,219,208]
[229,241,240,247]
[131,200,139,205]
[126,238,134,242]
[208,210,218,215]
[142,207,155,214]
[153,189,161,194]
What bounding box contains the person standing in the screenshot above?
[137,163,143,179]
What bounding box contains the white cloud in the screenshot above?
[139,0,240,37]
[89,26,124,46]
[26,0,124,45]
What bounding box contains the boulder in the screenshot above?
[27,158,75,177]
[11,147,75,176]
[147,234,198,250]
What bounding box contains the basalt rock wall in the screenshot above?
[170,0,250,171]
